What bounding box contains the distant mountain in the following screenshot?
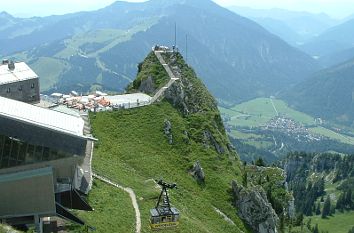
[2,0,319,104]
[318,47,354,67]
[284,58,354,126]
[249,17,302,45]
[300,18,354,58]
[228,6,338,45]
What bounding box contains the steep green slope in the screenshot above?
[284,58,354,126]
[70,51,254,232]
[85,102,246,232]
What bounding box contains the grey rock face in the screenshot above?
[164,119,173,144]
[203,130,225,154]
[190,160,205,183]
[165,80,190,116]
[232,181,279,233]
[139,76,155,94]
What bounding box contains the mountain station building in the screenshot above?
[0,95,95,232]
[0,60,40,103]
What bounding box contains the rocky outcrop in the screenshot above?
[232,181,279,233]
[164,119,173,144]
[138,76,155,94]
[134,51,234,156]
[190,160,205,183]
[203,130,225,154]
[165,80,190,116]
[163,52,218,116]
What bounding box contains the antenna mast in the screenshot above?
[174,22,177,50]
[185,34,188,64]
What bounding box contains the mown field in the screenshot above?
[220,97,354,145]
[307,211,354,233]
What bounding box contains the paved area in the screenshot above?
[106,93,151,108]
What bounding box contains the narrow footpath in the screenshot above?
[92,173,141,233]
[269,97,279,116]
[88,49,181,233]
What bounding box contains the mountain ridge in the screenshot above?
[283,57,354,126]
[3,0,319,104]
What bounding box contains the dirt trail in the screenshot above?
[93,173,141,233]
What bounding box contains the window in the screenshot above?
[31,83,35,88]
[18,85,23,91]
[6,88,10,93]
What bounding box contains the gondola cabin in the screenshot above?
[150,207,180,229]
[150,180,180,230]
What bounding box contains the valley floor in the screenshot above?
[220,97,354,162]
[307,211,354,233]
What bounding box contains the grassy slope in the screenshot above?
[30,57,69,91]
[69,180,136,233]
[73,102,248,233]
[307,211,354,233]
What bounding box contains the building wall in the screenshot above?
[0,117,87,157]
[0,157,83,187]
[0,167,56,218]
[0,79,40,103]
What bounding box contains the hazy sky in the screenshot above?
[1,0,353,19]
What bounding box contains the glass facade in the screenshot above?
[0,134,71,169]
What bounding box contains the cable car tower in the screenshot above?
[150,180,180,230]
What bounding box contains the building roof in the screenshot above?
[0,62,38,85]
[0,96,84,138]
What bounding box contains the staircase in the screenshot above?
[151,51,180,103]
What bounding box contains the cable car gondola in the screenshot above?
[150,179,180,230]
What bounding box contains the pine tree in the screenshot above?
[315,202,321,215]
[255,157,265,167]
[336,192,345,211]
[242,171,248,188]
[348,226,354,233]
[279,215,285,233]
[306,219,312,231]
[313,224,319,233]
[330,204,336,215]
[321,196,331,218]
[346,189,353,209]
